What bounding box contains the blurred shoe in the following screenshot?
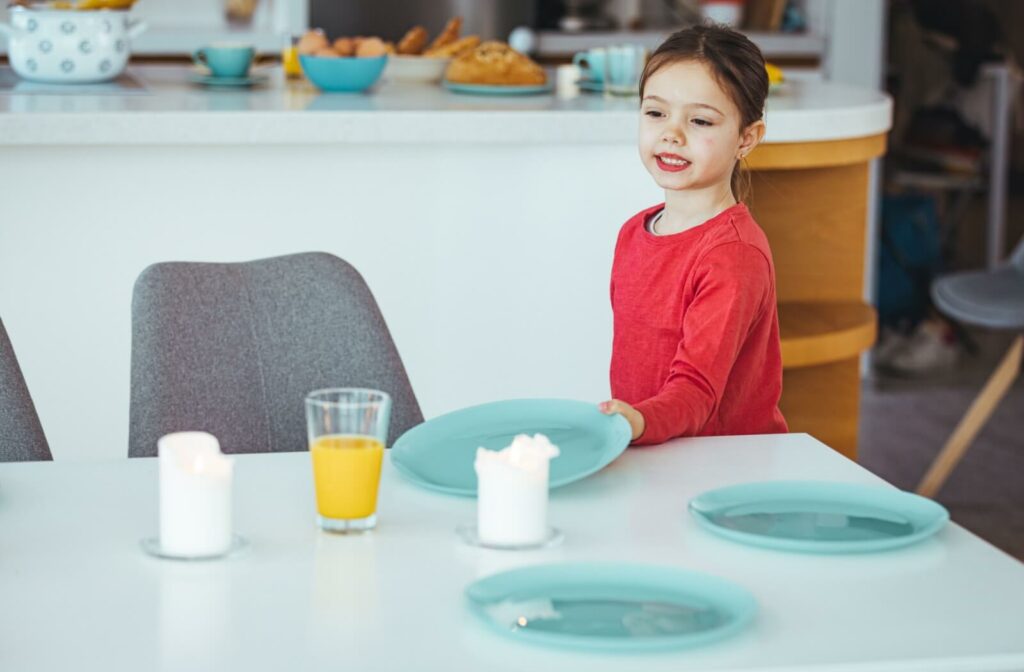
[882,319,960,376]
[873,326,913,369]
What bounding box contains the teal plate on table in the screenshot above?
[390,398,631,496]
[442,80,554,96]
[465,563,756,652]
[689,480,949,553]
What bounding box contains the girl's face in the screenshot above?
[639,60,763,194]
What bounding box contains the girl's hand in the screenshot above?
[599,399,646,440]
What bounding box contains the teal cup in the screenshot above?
[572,48,606,83]
[193,44,255,78]
[604,44,647,97]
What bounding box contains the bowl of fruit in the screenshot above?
[297,30,389,93]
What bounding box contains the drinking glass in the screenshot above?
[305,388,391,533]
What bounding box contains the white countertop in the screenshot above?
[2,433,1023,671]
[0,64,891,146]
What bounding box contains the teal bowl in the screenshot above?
[299,55,387,92]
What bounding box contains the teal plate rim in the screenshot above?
[464,562,757,652]
[389,398,631,497]
[688,480,950,554]
[442,80,554,95]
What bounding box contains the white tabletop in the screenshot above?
[0,65,892,146]
[2,432,1022,672]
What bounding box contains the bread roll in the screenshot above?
[397,26,429,55]
[445,41,546,85]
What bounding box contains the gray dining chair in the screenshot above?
[128,252,423,457]
[917,235,1024,498]
[0,316,51,462]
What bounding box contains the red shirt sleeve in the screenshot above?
[632,242,771,445]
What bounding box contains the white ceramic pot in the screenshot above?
[0,7,147,83]
[383,55,451,84]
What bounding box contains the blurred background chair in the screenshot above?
[0,316,51,461]
[917,235,1024,497]
[129,252,423,457]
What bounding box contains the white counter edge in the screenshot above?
[0,98,892,146]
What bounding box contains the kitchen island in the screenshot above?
[0,65,891,460]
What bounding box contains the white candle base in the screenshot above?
[140,534,248,561]
[456,524,563,551]
[477,470,549,546]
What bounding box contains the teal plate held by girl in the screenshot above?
[465,563,757,652]
[442,80,554,95]
[689,480,949,553]
[390,398,631,496]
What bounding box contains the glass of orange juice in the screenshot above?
[305,388,391,533]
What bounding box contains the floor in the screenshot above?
[859,330,1024,560]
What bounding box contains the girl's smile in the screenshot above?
[655,152,691,172]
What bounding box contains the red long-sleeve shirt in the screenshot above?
[610,202,787,445]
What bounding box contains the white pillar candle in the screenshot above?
[556,64,581,99]
[475,434,560,546]
[158,432,234,557]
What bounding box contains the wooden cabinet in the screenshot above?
[747,133,886,459]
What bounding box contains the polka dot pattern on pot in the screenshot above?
[7,9,144,83]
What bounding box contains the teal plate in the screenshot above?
[442,80,554,96]
[390,398,631,496]
[187,72,270,88]
[465,563,756,652]
[689,480,949,553]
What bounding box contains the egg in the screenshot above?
[297,29,329,55]
[356,37,387,58]
[332,38,356,57]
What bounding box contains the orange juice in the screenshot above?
[282,44,303,78]
[311,435,384,519]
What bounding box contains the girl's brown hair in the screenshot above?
[639,23,769,201]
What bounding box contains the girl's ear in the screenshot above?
[737,119,766,159]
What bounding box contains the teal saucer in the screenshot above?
[188,72,270,88]
[442,80,553,96]
[466,563,757,651]
[689,480,949,553]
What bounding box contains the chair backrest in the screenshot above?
[0,317,52,461]
[129,252,423,457]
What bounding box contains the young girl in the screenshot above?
[599,24,788,444]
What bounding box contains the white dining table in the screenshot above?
[2,432,1023,672]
